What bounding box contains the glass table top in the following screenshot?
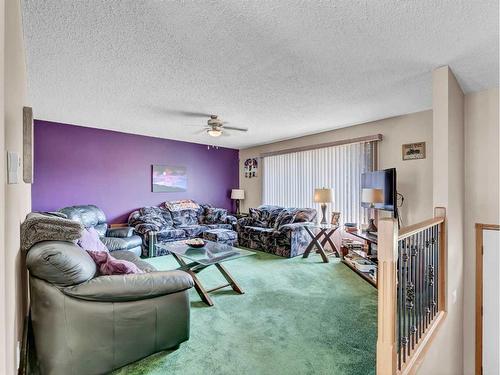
[156,240,255,266]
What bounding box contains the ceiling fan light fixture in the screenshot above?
[207,128,222,137]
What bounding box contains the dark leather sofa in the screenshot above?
[27,240,193,375]
[59,205,142,256]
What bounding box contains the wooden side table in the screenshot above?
[303,225,340,263]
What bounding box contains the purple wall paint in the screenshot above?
[32,120,239,223]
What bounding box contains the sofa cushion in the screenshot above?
[156,228,186,242]
[170,210,199,227]
[249,207,284,228]
[203,207,228,224]
[100,237,128,252]
[274,209,296,229]
[163,199,200,212]
[292,208,317,223]
[27,241,96,286]
[205,223,233,230]
[111,250,157,272]
[178,225,208,238]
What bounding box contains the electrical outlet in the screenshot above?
[452,289,457,304]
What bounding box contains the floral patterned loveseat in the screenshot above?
[236,205,317,258]
[128,200,236,257]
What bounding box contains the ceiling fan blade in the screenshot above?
[194,128,207,135]
[224,126,248,132]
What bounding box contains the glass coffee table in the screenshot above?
[156,240,254,306]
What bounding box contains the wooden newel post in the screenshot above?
[434,207,447,312]
[376,218,398,375]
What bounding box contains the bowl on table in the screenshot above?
[185,238,207,248]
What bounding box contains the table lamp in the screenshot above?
[361,188,384,233]
[231,189,245,215]
[314,188,334,225]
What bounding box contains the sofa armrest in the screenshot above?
[106,226,134,238]
[237,217,254,229]
[276,222,314,233]
[61,270,194,302]
[225,215,237,226]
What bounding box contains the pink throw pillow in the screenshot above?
[86,251,144,275]
[77,227,108,253]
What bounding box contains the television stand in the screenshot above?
[342,230,378,288]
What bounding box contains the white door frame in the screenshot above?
[475,223,500,375]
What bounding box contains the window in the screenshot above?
[262,141,376,225]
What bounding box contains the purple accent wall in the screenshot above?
[32,120,239,223]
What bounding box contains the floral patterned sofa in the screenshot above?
[128,200,236,257]
[236,205,317,258]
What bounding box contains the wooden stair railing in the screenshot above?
[377,208,447,375]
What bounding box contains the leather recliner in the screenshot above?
[27,240,194,375]
[59,204,143,256]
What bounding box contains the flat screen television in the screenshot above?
[361,168,397,218]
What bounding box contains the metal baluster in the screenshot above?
[424,228,429,330]
[397,240,403,371]
[434,225,439,317]
[411,234,416,352]
[418,231,423,340]
[402,240,408,365]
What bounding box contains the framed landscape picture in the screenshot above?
[152,165,187,192]
[402,142,426,161]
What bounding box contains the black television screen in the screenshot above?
[361,168,397,216]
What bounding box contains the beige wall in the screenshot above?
[239,110,434,226]
[2,0,31,373]
[420,66,465,375]
[463,88,499,374]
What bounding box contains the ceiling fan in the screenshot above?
[193,114,248,137]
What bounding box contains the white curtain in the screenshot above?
[262,142,375,225]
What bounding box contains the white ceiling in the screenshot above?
[22,0,499,149]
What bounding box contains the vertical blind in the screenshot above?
[262,141,375,225]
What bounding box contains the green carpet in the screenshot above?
[112,251,377,375]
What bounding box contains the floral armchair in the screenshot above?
[128,201,236,257]
[236,205,317,257]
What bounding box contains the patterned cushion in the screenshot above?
[156,228,186,242]
[292,208,317,223]
[178,225,208,238]
[274,209,296,229]
[249,207,284,228]
[163,199,200,212]
[203,207,228,224]
[205,223,233,230]
[170,209,199,227]
[203,229,238,242]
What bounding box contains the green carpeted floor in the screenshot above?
[112,251,377,375]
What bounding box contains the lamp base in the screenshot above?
[235,200,241,216]
[366,218,378,233]
[320,203,327,225]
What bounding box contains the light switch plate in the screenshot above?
[7,151,20,184]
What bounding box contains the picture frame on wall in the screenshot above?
[152,165,187,192]
[402,142,426,161]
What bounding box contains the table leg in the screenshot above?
[304,227,329,263]
[320,227,340,257]
[172,253,214,306]
[215,263,244,294]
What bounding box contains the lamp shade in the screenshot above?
[361,188,384,204]
[231,189,245,200]
[314,188,334,203]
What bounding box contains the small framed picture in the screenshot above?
[402,142,426,161]
[331,212,341,226]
